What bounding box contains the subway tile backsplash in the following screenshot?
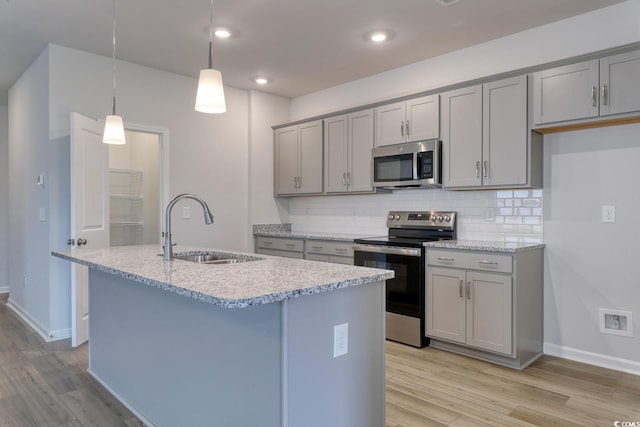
[289,188,543,243]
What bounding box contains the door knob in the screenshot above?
[77,238,87,246]
[67,238,75,246]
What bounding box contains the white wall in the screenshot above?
[0,105,8,293]
[247,90,291,248]
[279,1,640,371]
[9,44,252,339]
[8,47,51,333]
[544,124,640,373]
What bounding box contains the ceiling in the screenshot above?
[0,0,627,105]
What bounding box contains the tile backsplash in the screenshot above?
[289,188,543,243]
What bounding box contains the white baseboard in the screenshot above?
[5,298,71,342]
[87,369,155,427]
[544,342,640,376]
[0,286,9,294]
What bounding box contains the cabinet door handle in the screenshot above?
[342,172,347,186]
[459,280,464,298]
[483,160,488,178]
[466,281,471,300]
[297,176,301,188]
[347,172,351,186]
[601,84,608,106]
[591,86,597,107]
[405,120,410,137]
[400,121,405,137]
[476,161,480,178]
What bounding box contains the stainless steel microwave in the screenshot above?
[372,139,442,189]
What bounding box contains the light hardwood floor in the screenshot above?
[1,294,639,426]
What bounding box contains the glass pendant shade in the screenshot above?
[195,68,226,113]
[103,114,126,145]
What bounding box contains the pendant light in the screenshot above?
[103,0,126,144]
[195,0,226,114]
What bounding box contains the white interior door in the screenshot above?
[70,112,110,347]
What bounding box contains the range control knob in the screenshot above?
[444,215,451,222]
[388,214,395,220]
[437,215,444,222]
[394,215,401,220]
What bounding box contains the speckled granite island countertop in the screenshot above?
[424,240,545,253]
[51,244,393,308]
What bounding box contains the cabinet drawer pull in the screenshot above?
[479,261,498,265]
[437,257,455,262]
[334,248,347,253]
[311,246,323,251]
[601,84,608,106]
[262,241,273,246]
[459,280,464,298]
[285,243,296,248]
[591,86,597,107]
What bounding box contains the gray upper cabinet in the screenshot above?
[375,95,439,147]
[324,109,375,194]
[441,85,483,188]
[274,120,323,196]
[533,49,640,126]
[443,75,538,190]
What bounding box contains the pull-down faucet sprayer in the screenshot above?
[163,193,214,261]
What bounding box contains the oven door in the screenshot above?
[353,244,423,318]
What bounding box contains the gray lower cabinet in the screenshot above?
[255,236,354,264]
[255,237,304,259]
[533,49,640,126]
[305,240,354,265]
[425,248,543,369]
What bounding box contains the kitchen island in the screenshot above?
[52,245,393,427]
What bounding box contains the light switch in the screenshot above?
[39,208,46,222]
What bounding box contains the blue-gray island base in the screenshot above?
[52,245,393,427]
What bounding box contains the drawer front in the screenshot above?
[256,248,304,259]
[256,237,304,252]
[305,240,354,257]
[427,249,512,273]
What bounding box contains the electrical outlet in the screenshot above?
[602,205,616,223]
[183,206,191,219]
[333,323,348,358]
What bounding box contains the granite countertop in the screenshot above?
[252,223,378,242]
[424,240,545,253]
[51,245,394,309]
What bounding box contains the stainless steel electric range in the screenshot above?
[353,211,457,347]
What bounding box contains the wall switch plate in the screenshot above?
[183,206,191,219]
[333,323,348,358]
[39,208,46,222]
[599,308,633,337]
[602,205,616,223]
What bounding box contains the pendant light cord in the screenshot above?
[111,0,117,115]
[208,0,213,69]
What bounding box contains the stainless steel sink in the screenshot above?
[172,253,262,265]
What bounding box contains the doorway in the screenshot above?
[108,130,162,246]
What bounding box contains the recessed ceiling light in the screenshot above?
[363,30,395,44]
[254,77,269,85]
[370,32,387,43]
[214,28,232,38]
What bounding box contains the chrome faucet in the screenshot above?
[163,193,214,261]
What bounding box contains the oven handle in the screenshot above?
[352,244,422,257]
